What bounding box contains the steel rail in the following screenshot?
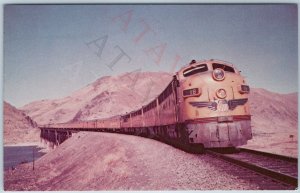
[239,148,297,162]
[206,149,298,188]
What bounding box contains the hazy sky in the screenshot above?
[4,4,298,107]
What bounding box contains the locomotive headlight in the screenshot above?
[216,88,227,99]
[183,88,201,98]
[212,68,225,81]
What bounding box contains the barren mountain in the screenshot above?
[244,89,297,156]
[3,101,40,145]
[21,72,173,124]
[249,88,297,133]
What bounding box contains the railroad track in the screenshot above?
[206,148,298,190]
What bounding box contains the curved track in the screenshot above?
[206,148,298,190]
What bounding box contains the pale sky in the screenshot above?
[3,4,298,107]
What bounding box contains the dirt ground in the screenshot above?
[243,130,298,158]
[4,132,266,191]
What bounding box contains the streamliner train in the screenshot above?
[42,59,252,152]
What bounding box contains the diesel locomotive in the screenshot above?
[42,59,252,152]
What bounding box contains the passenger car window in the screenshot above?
[212,63,235,73]
[183,64,208,77]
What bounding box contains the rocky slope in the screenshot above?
[3,101,40,145]
[21,72,172,124]
[5,132,273,190]
[249,88,297,133]
[244,88,297,156]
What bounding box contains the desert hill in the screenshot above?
[249,88,297,132]
[245,89,297,156]
[4,132,262,190]
[21,72,173,124]
[3,101,40,145]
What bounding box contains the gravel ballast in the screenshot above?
[5,132,267,190]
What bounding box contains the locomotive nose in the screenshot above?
[186,119,252,148]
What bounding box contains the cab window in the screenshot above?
[212,63,235,73]
[183,64,208,77]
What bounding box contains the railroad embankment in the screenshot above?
[5,132,261,191]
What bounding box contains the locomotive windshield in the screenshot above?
[183,64,208,77]
[212,63,235,73]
